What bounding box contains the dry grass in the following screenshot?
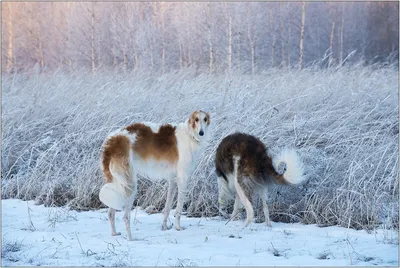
[1,65,398,230]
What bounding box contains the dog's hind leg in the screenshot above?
[123,192,136,241]
[162,179,177,230]
[108,208,121,236]
[259,188,272,227]
[232,156,254,227]
[217,176,231,219]
[122,170,137,241]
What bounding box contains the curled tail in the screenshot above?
[99,131,136,210]
[272,148,305,185]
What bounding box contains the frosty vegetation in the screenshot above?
[1,64,398,231]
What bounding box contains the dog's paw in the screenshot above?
[175,225,186,231]
[244,219,252,227]
[162,224,172,231]
[111,232,121,236]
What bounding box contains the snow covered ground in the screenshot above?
[2,199,398,266]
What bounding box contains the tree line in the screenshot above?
[2,2,399,74]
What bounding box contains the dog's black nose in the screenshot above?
[199,130,204,136]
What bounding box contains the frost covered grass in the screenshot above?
[1,65,398,230]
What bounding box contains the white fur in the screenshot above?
[273,148,305,185]
[101,112,210,237]
[99,183,126,211]
[232,155,254,226]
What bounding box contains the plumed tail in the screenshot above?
[100,131,136,210]
[99,183,126,211]
[272,148,305,185]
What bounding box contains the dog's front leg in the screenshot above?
[174,173,188,231]
[162,179,177,230]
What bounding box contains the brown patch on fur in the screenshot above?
[215,132,286,185]
[102,135,131,183]
[125,123,179,163]
[188,111,199,129]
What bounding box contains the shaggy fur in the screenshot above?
[215,132,305,227]
[99,110,210,240]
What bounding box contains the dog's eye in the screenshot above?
[195,118,199,122]
[204,118,207,122]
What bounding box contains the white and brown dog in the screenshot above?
[99,111,210,240]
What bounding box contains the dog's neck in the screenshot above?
[181,120,201,146]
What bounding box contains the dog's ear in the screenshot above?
[205,112,211,125]
[188,111,198,129]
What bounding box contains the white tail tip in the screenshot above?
[99,183,126,211]
[274,148,305,185]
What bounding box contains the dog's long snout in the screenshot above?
[199,130,204,136]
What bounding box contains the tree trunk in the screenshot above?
[150,42,154,70]
[133,44,139,71]
[186,28,191,67]
[329,19,335,67]
[161,3,165,73]
[299,1,306,70]
[123,41,127,72]
[248,6,255,74]
[279,3,286,67]
[227,8,232,73]
[38,29,44,70]
[97,12,101,69]
[339,4,344,66]
[112,4,117,68]
[269,7,276,67]
[6,2,13,73]
[179,42,183,69]
[91,3,95,73]
[287,10,291,68]
[209,45,214,74]
[207,4,214,73]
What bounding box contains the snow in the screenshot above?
[2,199,398,266]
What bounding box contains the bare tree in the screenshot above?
[90,3,95,72]
[268,4,276,67]
[279,2,286,67]
[339,3,345,66]
[328,3,338,67]
[6,2,13,73]
[1,2,398,73]
[247,5,256,74]
[207,3,214,73]
[299,1,307,70]
[226,4,233,73]
[160,2,166,73]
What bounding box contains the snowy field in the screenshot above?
[2,199,398,266]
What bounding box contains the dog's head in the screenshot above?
[188,110,211,142]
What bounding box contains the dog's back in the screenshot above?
[215,132,281,186]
